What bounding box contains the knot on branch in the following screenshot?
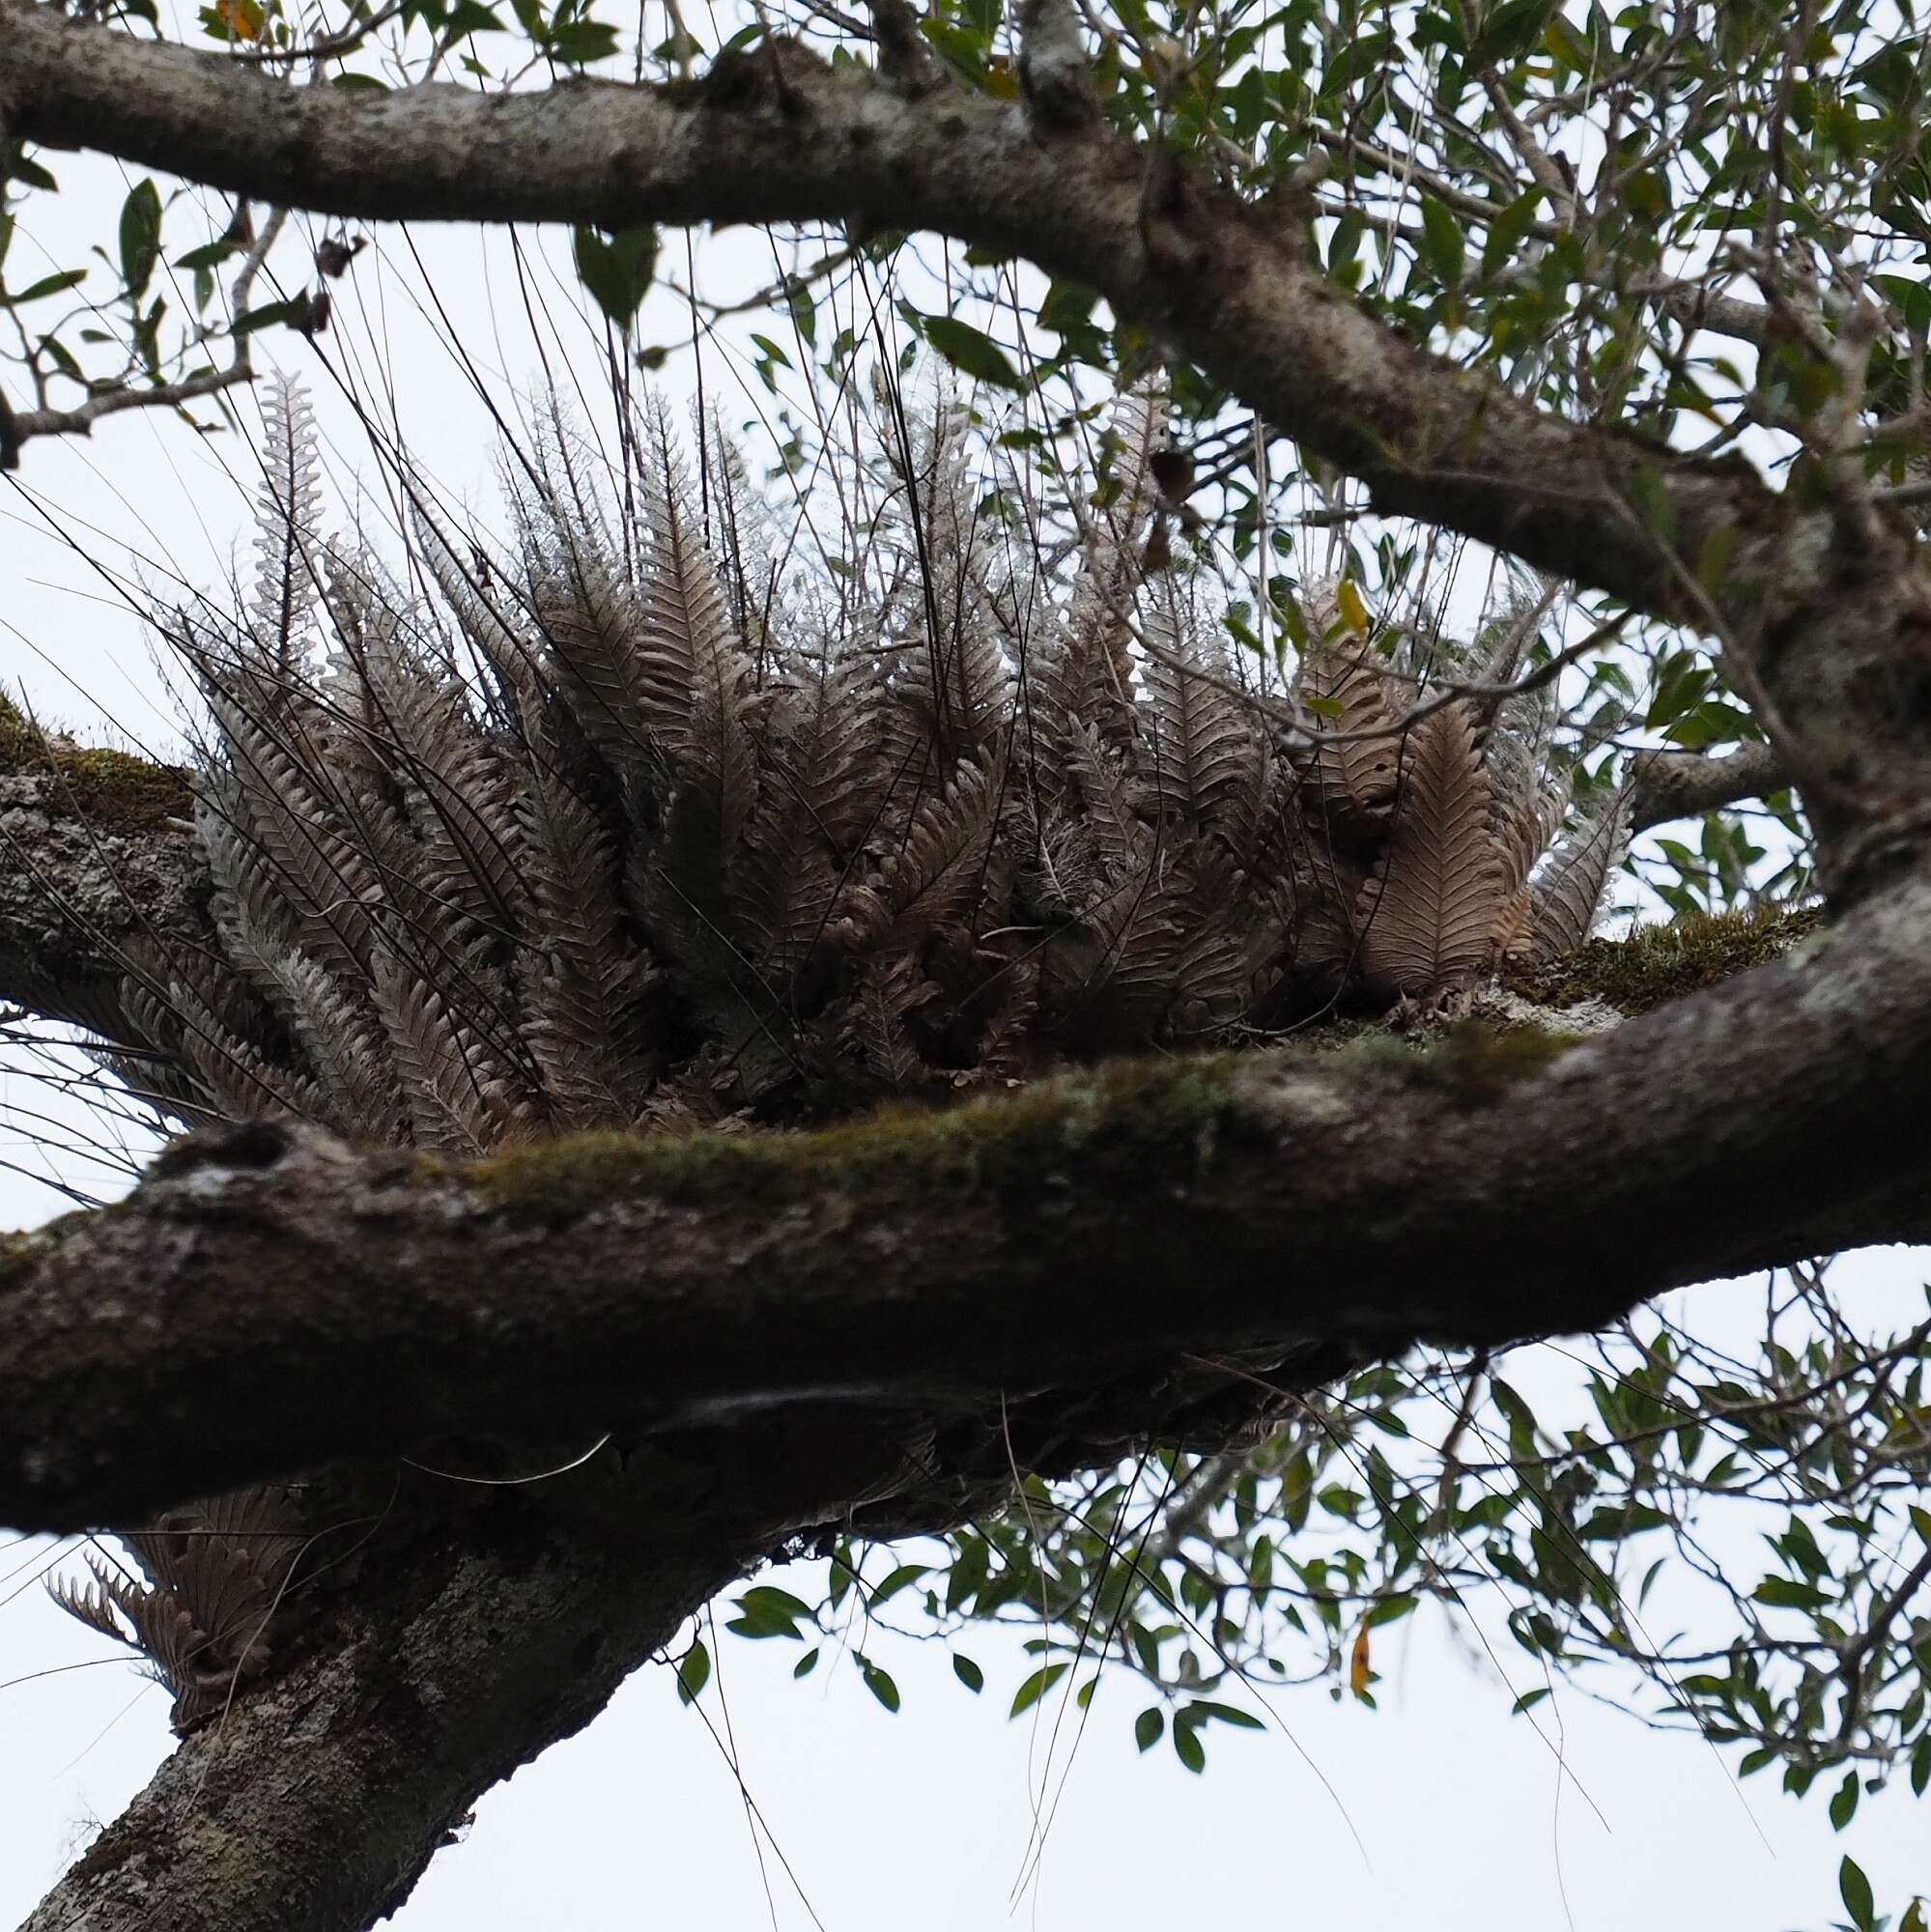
[1018,0,1097,130]
[699,34,830,118]
[866,0,947,97]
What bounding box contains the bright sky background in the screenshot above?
[0,115,1926,1932]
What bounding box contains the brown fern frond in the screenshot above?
[257,945,407,1142]
[241,374,325,712]
[1293,582,1402,837]
[1531,785,1632,961]
[831,957,940,1095]
[1137,581,1267,844]
[840,751,1004,958]
[46,1556,144,1649]
[1355,702,1505,1000]
[702,412,785,664]
[371,946,525,1152]
[519,478,657,777]
[515,695,657,1126]
[207,687,383,980]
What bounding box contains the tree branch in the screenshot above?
[0,711,206,1034]
[0,4,1794,626]
[1627,741,1789,832]
[21,1503,758,1932]
[6,867,1931,1536]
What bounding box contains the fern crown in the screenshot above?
[107,376,1623,1148]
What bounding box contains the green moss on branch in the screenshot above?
[463,1052,1248,1221]
[1503,903,1822,1015]
[0,692,192,833]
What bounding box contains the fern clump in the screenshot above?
[97,376,1624,1150]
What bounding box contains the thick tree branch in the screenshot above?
[0,722,206,1033]
[21,1504,758,1932]
[6,869,1931,1536]
[0,6,1793,620]
[13,5,1930,880]
[1627,741,1789,832]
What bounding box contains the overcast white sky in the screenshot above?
[0,124,1926,1932]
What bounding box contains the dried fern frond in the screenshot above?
[1355,702,1506,1001]
[50,1487,308,1734]
[1293,582,1402,836]
[1531,785,1633,961]
[241,375,325,711]
[1137,579,1267,845]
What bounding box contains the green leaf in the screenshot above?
[1830,1769,1859,1830]
[1134,1706,1164,1752]
[546,17,616,60]
[9,269,87,303]
[1417,193,1464,289]
[1008,1661,1070,1717]
[173,241,237,272]
[332,71,391,89]
[230,298,305,336]
[118,179,162,299]
[725,1584,815,1638]
[1752,1576,1829,1611]
[1473,0,1556,66]
[9,155,58,192]
[1327,208,1366,281]
[1481,190,1541,284]
[869,1563,928,1607]
[1840,1855,1876,1932]
[1172,1717,1206,1773]
[951,1653,983,1693]
[572,223,660,328]
[923,314,1024,390]
[793,1646,819,1679]
[857,1655,900,1713]
[675,1637,710,1705]
[1185,1699,1264,1731]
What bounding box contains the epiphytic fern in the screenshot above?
[87,372,1623,1141]
[49,1489,307,1733]
[53,371,1631,1693]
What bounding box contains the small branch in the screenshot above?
[3,206,286,459]
[1477,70,1576,228]
[1833,1541,1931,1747]
[863,0,944,93]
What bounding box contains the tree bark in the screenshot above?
[19,1501,759,1932]
[1626,743,1789,832]
[4,869,1929,1537]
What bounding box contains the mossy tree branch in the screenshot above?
[4,872,1928,1538]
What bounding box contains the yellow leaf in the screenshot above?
[217,0,266,40]
[1349,1621,1371,1700]
[1336,579,1370,638]
[982,55,1019,100]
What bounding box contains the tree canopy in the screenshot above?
[4,0,1931,1926]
